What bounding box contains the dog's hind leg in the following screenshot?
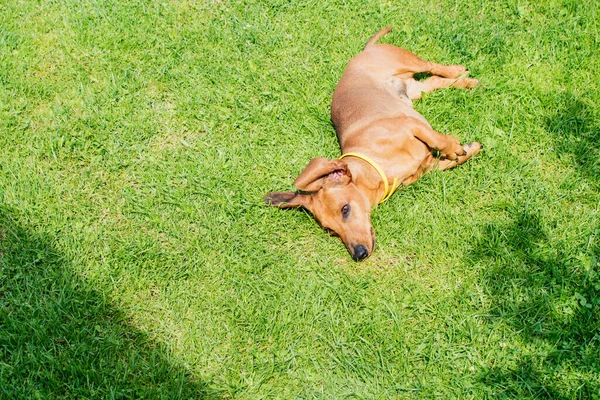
[372,45,470,79]
[405,76,479,100]
[424,62,470,79]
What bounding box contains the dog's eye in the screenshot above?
[341,204,351,218]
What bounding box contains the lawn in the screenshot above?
[1,0,599,398]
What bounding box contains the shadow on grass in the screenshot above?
[545,91,600,184]
[471,206,599,398]
[0,206,217,398]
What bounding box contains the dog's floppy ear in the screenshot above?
[264,191,313,211]
[293,158,351,192]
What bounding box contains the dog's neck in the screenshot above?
[344,157,388,206]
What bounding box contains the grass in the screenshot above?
[1,0,599,398]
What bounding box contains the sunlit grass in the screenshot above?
[1,0,599,397]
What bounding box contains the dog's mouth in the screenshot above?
[323,225,375,261]
[371,230,376,252]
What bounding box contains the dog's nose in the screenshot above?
[352,244,369,261]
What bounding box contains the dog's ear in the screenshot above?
[293,158,351,192]
[264,192,313,211]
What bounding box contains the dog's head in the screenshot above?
[265,158,375,261]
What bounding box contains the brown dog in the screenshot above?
[265,26,482,261]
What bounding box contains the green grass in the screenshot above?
[1,0,599,398]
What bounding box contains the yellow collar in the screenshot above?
[339,152,399,204]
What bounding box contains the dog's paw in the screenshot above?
[440,142,482,166]
[464,142,483,155]
[440,137,465,161]
[445,64,468,79]
[458,78,479,89]
[455,142,483,160]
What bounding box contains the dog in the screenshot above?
[265,26,482,261]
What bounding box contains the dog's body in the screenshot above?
[266,26,482,261]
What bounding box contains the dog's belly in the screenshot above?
[340,119,433,183]
[332,84,430,139]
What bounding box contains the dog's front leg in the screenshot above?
[407,119,467,160]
